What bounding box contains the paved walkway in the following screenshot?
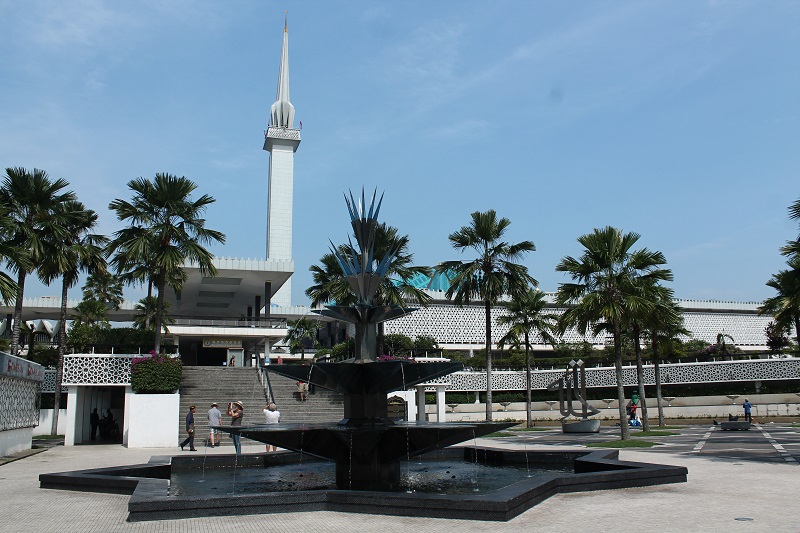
[1,424,798,532]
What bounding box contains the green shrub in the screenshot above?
[130,353,182,393]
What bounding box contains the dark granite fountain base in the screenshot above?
[40,447,687,522]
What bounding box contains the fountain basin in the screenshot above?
[562,419,601,433]
[40,446,687,522]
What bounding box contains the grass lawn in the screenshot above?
[32,435,64,440]
[586,440,661,448]
[485,431,516,437]
[512,427,552,432]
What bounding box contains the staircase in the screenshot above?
[177,367,344,448]
[177,367,269,447]
[263,372,344,425]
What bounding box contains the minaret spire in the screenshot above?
[270,12,295,129]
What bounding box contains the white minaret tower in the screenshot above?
[264,17,300,308]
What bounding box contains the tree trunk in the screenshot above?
[653,340,665,427]
[525,331,532,428]
[51,278,69,435]
[10,270,27,356]
[153,274,166,353]
[614,322,629,440]
[485,300,493,421]
[144,278,153,330]
[634,325,649,431]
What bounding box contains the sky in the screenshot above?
[1,1,798,307]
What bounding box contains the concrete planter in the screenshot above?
[125,392,180,448]
[562,419,601,433]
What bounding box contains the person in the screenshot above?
[742,398,752,422]
[297,381,308,401]
[227,401,244,454]
[90,408,99,441]
[276,355,283,365]
[180,406,197,451]
[228,355,236,367]
[207,402,222,447]
[262,402,280,452]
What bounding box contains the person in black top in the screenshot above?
[180,406,197,451]
[90,408,99,441]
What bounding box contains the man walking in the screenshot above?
[207,402,222,447]
[180,406,197,451]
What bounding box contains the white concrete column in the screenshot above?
[415,385,427,422]
[434,384,448,423]
[123,385,133,446]
[64,386,78,446]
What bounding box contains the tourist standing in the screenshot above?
[263,402,280,452]
[180,406,197,451]
[228,401,244,454]
[207,402,222,447]
[742,398,752,422]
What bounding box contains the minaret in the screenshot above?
[264,18,300,308]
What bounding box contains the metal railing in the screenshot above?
[171,316,288,329]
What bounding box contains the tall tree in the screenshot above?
[644,297,687,427]
[759,257,800,345]
[623,274,675,432]
[283,317,322,362]
[497,287,558,428]
[0,204,25,303]
[82,271,124,311]
[0,167,77,355]
[555,226,670,440]
[306,223,431,356]
[437,210,536,421]
[108,173,225,352]
[38,201,107,435]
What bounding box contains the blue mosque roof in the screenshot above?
[392,270,453,291]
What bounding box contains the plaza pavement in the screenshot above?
[1,424,798,533]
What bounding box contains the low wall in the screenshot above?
[125,392,180,448]
[0,427,32,456]
[34,409,67,436]
[427,394,800,422]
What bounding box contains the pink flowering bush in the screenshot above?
[376,354,416,363]
[131,352,182,393]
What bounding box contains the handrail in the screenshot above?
[258,366,275,404]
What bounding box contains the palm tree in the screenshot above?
[780,196,800,258]
[108,173,225,352]
[644,298,688,426]
[38,201,107,435]
[555,227,670,440]
[0,204,24,303]
[759,257,800,345]
[437,210,536,421]
[497,288,558,428]
[133,296,173,331]
[0,167,77,355]
[306,223,431,356]
[283,317,322,362]
[82,271,124,311]
[626,278,674,432]
[71,299,113,328]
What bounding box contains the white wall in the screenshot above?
[34,409,67,436]
[124,391,180,448]
[0,427,32,457]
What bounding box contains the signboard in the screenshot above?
[0,352,45,382]
[202,338,242,349]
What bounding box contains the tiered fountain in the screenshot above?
[216,190,512,490]
[40,191,688,522]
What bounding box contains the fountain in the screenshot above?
[215,190,512,490]
[39,191,688,521]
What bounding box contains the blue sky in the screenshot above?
[1,1,798,306]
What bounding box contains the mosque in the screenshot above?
[0,21,791,456]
